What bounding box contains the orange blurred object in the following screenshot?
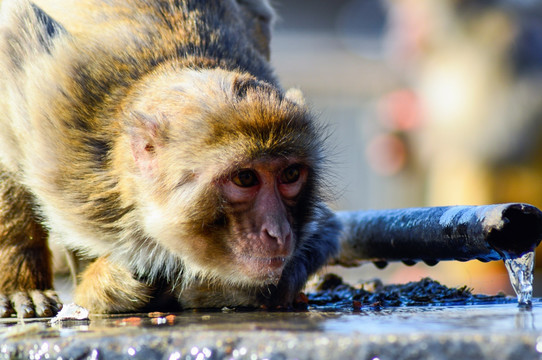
[366,133,408,175]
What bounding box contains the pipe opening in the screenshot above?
[486,205,542,259]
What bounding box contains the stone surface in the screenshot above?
[1,303,542,360]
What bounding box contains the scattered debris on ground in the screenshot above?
[50,303,90,324]
[305,274,514,310]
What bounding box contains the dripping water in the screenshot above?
[504,251,535,306]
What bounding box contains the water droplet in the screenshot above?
[168,352,181,360]
[89,349,99,360]
[504,251,535,306]
[202,348,212,358]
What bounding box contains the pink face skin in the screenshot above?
[220,159,308,281]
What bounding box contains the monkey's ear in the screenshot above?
[127,113,168,177]
[285,88,306,107]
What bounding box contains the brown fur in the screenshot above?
[74,257,151,313]
[0,0,340,315]
[0,169,51,292]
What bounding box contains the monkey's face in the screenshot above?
[219,158,308,283]
[122,68,324,287]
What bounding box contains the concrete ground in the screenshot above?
[0,301,541,359]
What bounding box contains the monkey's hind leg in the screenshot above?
[0,168,61,317]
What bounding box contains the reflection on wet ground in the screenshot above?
[1,278,542,359]
[1,303,542,359]
[0,302,539,335]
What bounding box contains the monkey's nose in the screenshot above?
[263,228,291,247]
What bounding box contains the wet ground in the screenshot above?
[1,278,541,360]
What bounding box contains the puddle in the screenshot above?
[320,303,540,334]
[0,303,539,336]
[0,277,531,337]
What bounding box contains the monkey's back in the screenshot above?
[0,0,276,172]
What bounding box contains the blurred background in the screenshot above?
[269,0,542,296]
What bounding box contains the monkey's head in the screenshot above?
[118,67,327,287]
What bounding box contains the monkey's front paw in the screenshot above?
[0,290,62,318]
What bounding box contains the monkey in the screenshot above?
[0,0,340,317]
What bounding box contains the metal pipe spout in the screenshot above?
[332,203,542,267]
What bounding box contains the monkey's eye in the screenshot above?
[280,165,301,184]
[232,169,259,187]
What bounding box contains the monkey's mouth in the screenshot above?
[253,256,286,268]
[237,255,287,280]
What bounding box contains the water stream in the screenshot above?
[504,251,535,306]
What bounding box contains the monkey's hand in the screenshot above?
[0,240,61,318]
[74,257,152,314]
[0,289,62,318]
[263,205,342,310]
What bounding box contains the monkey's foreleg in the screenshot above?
[0,168,61,317]
[74,257,152,313]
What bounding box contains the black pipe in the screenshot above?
[333,203,542,267]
